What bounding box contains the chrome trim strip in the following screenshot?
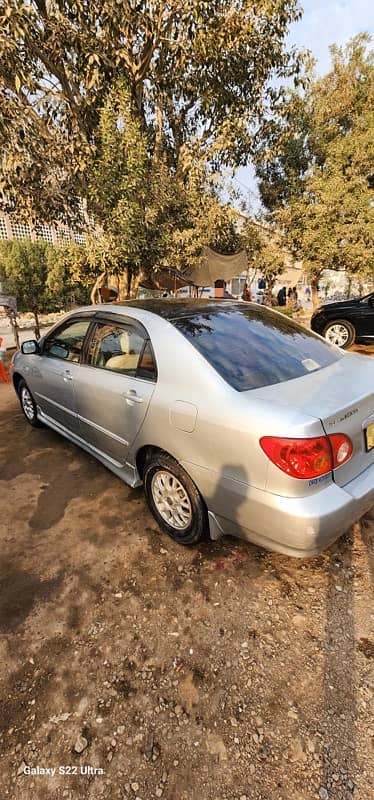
[38,411,125,468]
[36,393,77,417]
[77,413,129,447]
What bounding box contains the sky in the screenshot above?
[235,0,373,211]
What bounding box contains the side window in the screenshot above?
[137,341,157,381]
[43,319,91,363]
[86,322,147,376]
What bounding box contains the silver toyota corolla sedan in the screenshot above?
[11,300,374,556]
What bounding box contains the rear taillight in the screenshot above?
[328,433,353,467]
[260,434,352,480]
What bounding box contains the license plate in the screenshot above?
[365,421,374,451]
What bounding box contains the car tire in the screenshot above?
[322,319,355,349]
[18,379,42,427]
[143,452,207,545]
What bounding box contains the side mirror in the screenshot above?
[21,340,40,355]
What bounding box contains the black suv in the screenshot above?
[311,292,374,349]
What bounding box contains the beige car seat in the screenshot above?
[105,331,139,371]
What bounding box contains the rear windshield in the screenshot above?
[172,305,343,391]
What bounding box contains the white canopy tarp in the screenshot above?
[188,246,248,286]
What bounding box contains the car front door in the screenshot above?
[30,317,92,433]
[74,317,157,464]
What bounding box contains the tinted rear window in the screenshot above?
[172,305,343,391]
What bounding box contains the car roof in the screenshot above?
[95,299,244,320]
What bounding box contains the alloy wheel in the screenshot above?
[151,470,192,531]
[325,324,350,347]
[21,386,35,421]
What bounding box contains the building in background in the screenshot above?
[0,208,87,247]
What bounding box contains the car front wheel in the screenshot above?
[143,452,207,545]
[322,319,355,349]
[18,379,42,427]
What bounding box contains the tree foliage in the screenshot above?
[254,35,374,307]
[71,79,250,297]
[0,240,88,333]
[0,1,303,222]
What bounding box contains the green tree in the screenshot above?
[254,35,374,308]
[72,79,246,299]
[0,240,51,336]
[45,245,89,308]
[0,1,304,223]
[0,240,88,334]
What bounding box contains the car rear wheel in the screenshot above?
[18,380,42,427]
[143,453,207,545]
[322,319,355,349]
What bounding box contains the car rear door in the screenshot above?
[74,316,157,464]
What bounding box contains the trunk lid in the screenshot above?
[250,353,374,487]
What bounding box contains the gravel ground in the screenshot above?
[0,363,373,800]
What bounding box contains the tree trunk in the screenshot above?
[311,276,320,310]
[8,312,20,349]
[155,96,163,159]
[130,272,141,299]
[126,269,132,299]
[34,310,40,340]
[118,272,128,301]
[90,271,107,304]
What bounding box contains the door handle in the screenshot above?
[123,390,143,404]
[62,370,73,382]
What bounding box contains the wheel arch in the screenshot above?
[12,371,24,393]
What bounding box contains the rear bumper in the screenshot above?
[183,461,374,557]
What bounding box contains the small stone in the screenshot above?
[319,788,329,800]
[230,717,238,727]
[161,770,168,783]
[173,760,179,767]
[240,795,247,800]
[152,745,160,761]
[74,734,88,754]
[114,592,123,598]
[174,705,183,717]
[117,726,125,735]
[107,751,113,762]
[17,761,27,776]
[160,548,168,554]
[249,764,255,775]
[155,789,163,798]
[111,738,116,747]
[15,744,22,753]
[96,717,104,724]
[255,716,263,727]
[307,737,316,754]
[131,783,139,793]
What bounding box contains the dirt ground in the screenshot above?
[0,353,373,800]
